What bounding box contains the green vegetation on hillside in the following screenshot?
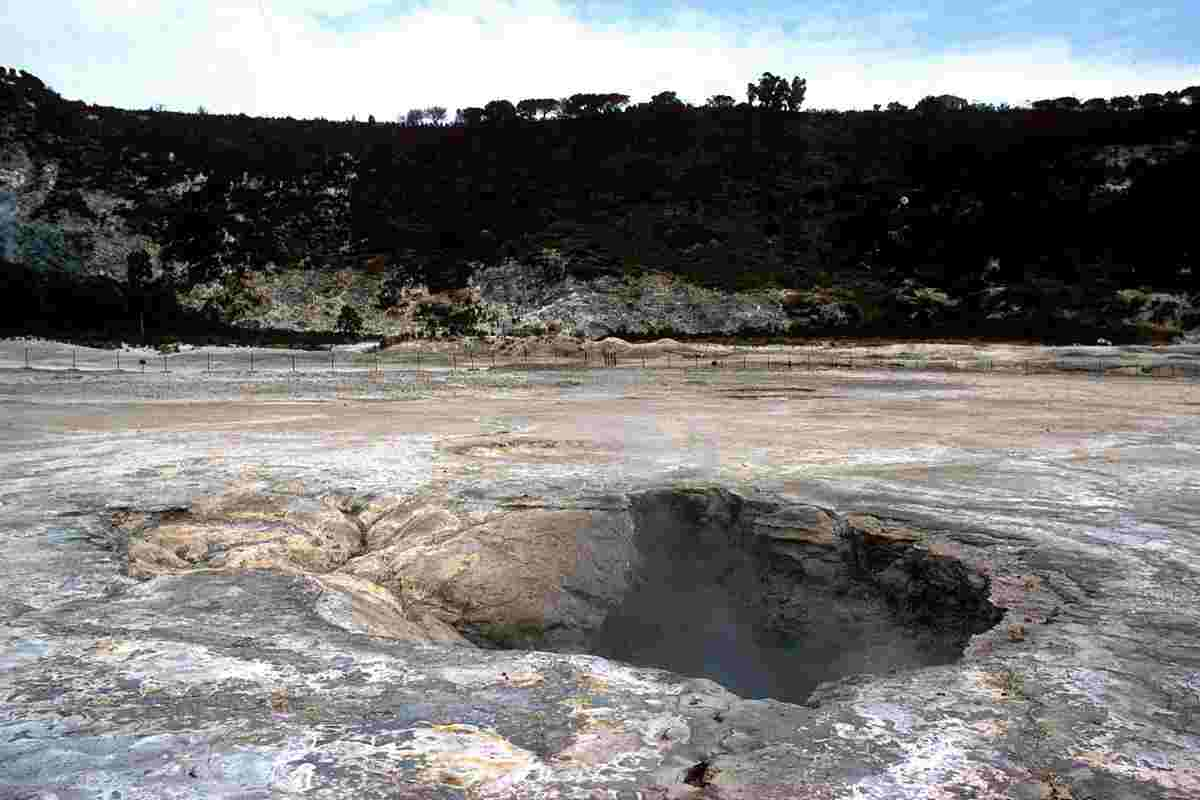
[2,65,1198,343]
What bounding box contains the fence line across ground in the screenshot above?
[12,345,1200,382]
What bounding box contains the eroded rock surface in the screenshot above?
[3,369,1200,799]
[111,482,1001,682]
[114,483,640,652]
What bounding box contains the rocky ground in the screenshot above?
[2,337,1200,798]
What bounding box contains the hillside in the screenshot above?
[2,66,1199,345]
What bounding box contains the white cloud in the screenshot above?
[3,1,1196,118]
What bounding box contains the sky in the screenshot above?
[3,0,1197,119]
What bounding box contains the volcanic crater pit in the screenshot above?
[116,484,1005,706]
[582,488,1005,704]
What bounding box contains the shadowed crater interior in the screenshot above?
[584,488,1004,705]
[114,482,1004,709]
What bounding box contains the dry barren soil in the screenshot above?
[2,337,1199,799]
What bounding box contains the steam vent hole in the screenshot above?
[586,489,1003,705]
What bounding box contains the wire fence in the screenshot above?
[12,342,1200,380]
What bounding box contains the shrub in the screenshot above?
[413,301,487,337]
[184,272,269,323]
[894,283,959,325]
[647,322,681,339]
[16,222,79,274]
[335,304,364,338]
[512,322,546,337]
[476,621,545,649]
[1116,288,1150,312]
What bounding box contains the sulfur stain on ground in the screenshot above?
[395,723,540,792]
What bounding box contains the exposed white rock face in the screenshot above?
[0,190,15,260]
[0,143,37,206]
[0,141,158,278]
[166,172,209,197]
[472,258,793,338]
[0,145,48,264]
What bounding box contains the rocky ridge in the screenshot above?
[4,66,1200,344]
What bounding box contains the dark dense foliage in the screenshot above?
[2,66,1198,342]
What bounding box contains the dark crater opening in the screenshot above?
[586,488,1004,705]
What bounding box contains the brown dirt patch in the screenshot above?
[441,435,620,463]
